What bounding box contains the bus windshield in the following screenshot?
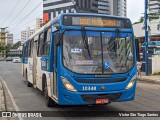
[63,30,134,74]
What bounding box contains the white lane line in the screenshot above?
[0,76,23,120]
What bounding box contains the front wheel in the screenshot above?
[44,81,54,107]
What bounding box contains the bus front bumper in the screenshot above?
[57,83,136,105]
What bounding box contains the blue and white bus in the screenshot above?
[22,13,137,107]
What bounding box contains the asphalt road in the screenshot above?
[0,61,160,120]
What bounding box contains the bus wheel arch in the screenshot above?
[42,73,54,107]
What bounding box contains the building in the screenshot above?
[117,0,127,16]
[0,28,6,45]
[43,0,127,23]
[75,0,113,15]
[0,28,7,60]
[43,0,75,23]
[21,27,35,44]
[133,19,160,44]
[8,49,22,57]
[36,18,43,32]
[6,33,13,45]
[149,0,160,14]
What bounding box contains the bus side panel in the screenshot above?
[27,58,33,84]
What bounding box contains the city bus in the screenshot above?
[22,13,137,107]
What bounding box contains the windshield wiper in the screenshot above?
[81,27,91,60]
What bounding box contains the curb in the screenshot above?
[0,79,6,111]
[137,77,160,84]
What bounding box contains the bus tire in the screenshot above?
[22,68,24,77]
[27,81,33,87]
[25,69,27,80]
[43,79,54,107]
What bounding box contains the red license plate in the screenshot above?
[96,98,109,104]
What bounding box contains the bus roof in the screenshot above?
[23,13,131,44]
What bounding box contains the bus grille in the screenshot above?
[81,93,122,103]
[75,77,127,84]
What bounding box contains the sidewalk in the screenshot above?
[0,79,6,112]
[0,77,19,120]
[137,72,160,84]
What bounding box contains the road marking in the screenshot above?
[0,76,23,120]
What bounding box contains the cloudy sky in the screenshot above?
[0,0,144,43]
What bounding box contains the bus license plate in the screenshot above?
[96,98,109,104]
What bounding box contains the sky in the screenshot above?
[0,0,145,43]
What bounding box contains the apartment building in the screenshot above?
[43,0,127,23]
[21,27,35,44]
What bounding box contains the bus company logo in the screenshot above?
[101,86,105,90]
[2,112,11,117]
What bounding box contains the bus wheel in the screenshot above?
[27,81,33,87]
[44,80,54,107]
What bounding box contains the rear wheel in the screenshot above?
[27,81,33,87]
[44,80,54,107]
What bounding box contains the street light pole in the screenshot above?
[144,0,149,75]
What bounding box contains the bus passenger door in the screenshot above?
[52,32,59,98]
[33,36,38,88]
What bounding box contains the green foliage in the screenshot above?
[153,72,160,75]
[0,41,21,57]
[133,13,159,25]
[11,41,21,49]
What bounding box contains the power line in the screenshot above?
[10,13,42,32]
[10,1,42,32]
[13,24,36,36]
[9,0,32,27]
[0,0,21,27]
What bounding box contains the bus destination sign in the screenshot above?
[79,18,118,27]
[63,15,131,28]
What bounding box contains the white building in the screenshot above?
[149,0,160,14]
[133,19,160,41]
[118,0,127,16]
[36,18,43,32]
[6,33,13,45]
[97,0,112,14]
[21,27,35,44]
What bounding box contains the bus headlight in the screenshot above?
[61,76,77,92]
[126,75,136,89]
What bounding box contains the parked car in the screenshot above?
[6,57,12,62]
[12,57,21,63]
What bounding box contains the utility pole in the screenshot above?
[144,0,149,75]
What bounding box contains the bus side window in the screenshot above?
[26,42,29,57]
[46,28,51,55]
[28,40,32,57]
[37,33,44,56]
[43,28,51,55]
[30,39,34,57]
